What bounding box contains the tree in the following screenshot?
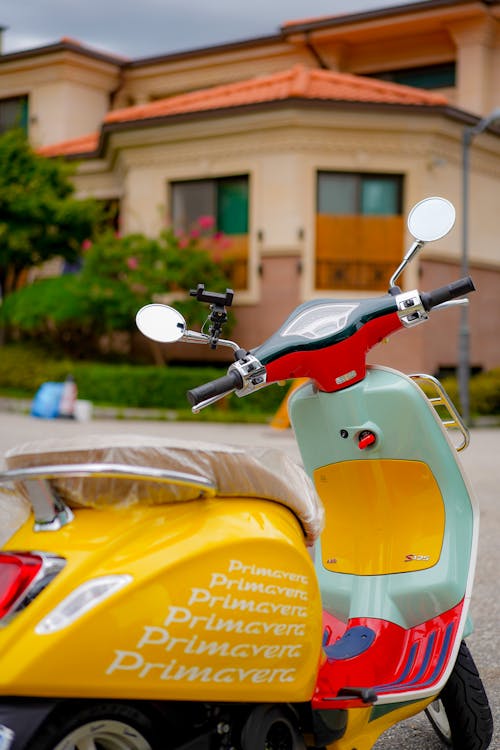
[0,129,101,298]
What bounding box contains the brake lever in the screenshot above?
[191,390,237,414]
[434,298,469,310]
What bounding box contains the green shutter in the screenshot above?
[217,176,248,234]
[361,176,401,216]
[0,95,29,135]
[19,96,29,133]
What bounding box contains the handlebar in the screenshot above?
[185,275,476,408]
[187,369,243,407]
[420,276,475,311]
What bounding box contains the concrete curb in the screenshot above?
[0,397,179,422]
[1,395,499,426]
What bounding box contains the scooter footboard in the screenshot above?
[314,601,464,709]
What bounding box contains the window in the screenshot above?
[0,95,29,135]
[316,172,403,291]
[171,175,249,288]
[367,63,455,90]
[101,198,121,233]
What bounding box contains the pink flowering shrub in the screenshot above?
[197,215,215,230]
[2,215,237,357]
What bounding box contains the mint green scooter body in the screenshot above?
[288,365,478,634]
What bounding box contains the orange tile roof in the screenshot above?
[38,133,100,157]
[105,64,448,126]
[40,65,448,157]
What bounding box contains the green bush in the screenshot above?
[0,344,72,391]
[71,361,286,414]
[1,344,499,419]
[442,368,500,416]
[0,344,287,417]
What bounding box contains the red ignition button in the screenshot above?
[358,431,376,450]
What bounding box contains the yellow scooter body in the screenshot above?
[0,498,322,703]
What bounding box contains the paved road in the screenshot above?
[0,413,498,749]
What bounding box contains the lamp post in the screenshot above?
[459,107,500,425]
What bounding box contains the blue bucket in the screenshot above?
[31,382,65,419]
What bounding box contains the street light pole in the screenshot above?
[459,107,500,425]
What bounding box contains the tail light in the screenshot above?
[0,552,65,626]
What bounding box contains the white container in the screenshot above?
[74,400,93,422]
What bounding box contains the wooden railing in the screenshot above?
[316,259,398,291]
[315,214,404,291]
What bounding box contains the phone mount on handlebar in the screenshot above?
[190,284,234,349]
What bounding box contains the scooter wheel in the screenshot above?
[425,641,493,749]
[27,702,159,750]
[240,704,307,750]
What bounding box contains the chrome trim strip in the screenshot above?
[0,552,66,627]
[0,463,217,531]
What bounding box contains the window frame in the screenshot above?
[170,174,249,236]
[316,171,403,217]
[366,62,456,90]
[169,174,251,291]
[314,170,405,293]
[0,94,29,136]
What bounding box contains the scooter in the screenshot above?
[0,197,493,750]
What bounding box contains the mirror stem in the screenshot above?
[389,239,425,289]
[181,330,241,352]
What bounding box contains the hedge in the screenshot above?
[0,345,287,416]
[441,370,500,417]
[0,345,499,417]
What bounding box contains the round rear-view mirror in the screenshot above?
[135,304,186,343]
[407,197,456,242]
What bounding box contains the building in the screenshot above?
[1,0,499,373]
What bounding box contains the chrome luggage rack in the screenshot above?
[0,463,216,532]
[409,373,469,452]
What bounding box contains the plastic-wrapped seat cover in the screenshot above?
[4,435,324,545]
[0,487,30,547]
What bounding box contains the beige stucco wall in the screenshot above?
[82,107,499,272]
[29,80,108,147]
[0,52,120,146]
[74,161,123,202]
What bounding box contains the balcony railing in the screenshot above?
[316,259,397,291]
[315,214,404,292]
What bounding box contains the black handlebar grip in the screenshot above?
[421,276,475,312]
[187,369,244,407]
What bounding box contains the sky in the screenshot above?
[1,0,430,60]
